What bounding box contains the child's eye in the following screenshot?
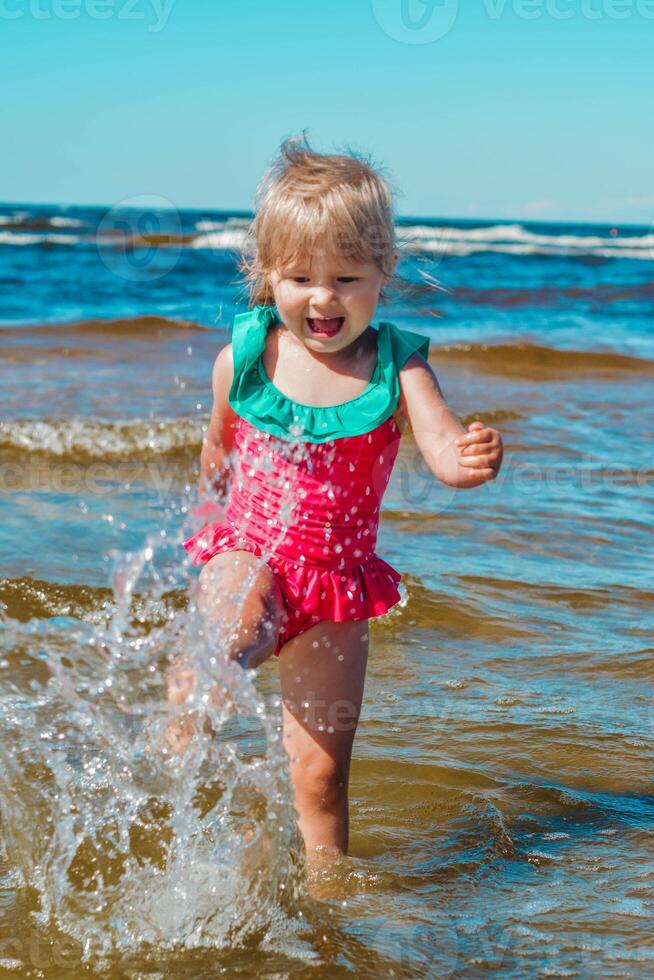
[287,275,359,284]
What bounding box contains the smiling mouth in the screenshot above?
[306,316,345,337]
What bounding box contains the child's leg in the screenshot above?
[277,619,369,860]
[193,551,284,669]
[165,551,284,754]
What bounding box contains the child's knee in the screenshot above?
[292,752,348,809]
[193,553,282,667]
[197,553,280,619]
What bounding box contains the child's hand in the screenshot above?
[455,420,503,484]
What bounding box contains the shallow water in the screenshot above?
[1,204,653,978]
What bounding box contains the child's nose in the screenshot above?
[310,284,337,304]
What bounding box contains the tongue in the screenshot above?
[309,317,343,335]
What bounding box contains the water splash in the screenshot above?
[0,493,309,967]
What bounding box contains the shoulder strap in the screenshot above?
[230,304,278,378]
[374,321,430,417]
[378,321,430,370]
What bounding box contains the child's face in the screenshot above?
[269,250,397,355]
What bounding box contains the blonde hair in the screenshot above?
[239,133,401,308]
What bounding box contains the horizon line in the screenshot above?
[0,199,648,231]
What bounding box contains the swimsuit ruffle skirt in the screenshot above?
[183,304,429,655]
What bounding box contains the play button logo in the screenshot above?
[371,0,459,43]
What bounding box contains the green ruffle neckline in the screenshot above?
[228,304,429,443]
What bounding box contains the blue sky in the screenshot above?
[2,0,653,223]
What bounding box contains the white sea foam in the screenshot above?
[1,209,651,261]
[402,233,654,260]
[189,220,654,261]
[400,222,654,258]
[49,216,84,228]
[0,416,204,459]
[0,231,44,246]
[0,231,80,246]
[191,229,249,250]
[195,217,250,233]
[400,222,528,242]
[195,220,225,232]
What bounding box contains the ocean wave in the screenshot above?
[0,405,524,468]
[58,314,208,337]
[188,221,654,260]
[401,222,653,249]
[2,335,650,464]
[0,575,184,625]
[451,282,654,308]
[0,230,81,246]
[49,216,84,228]
[379,574,536,641]
[194,217,250,233]
[413,241,653,260]
[0,417,204,461]
[400,222,529,242]
[0,406,531,465]
[401,221,653,260]
[0,212,85,233]
[2,210,650,261]
[0,315,209,342]
[191,229,249,250]
[94,231,197,248]
[0,575,114,623]
[433,342,654,378]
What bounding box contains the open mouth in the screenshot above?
[306,316,345,337]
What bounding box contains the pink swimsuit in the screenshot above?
[183,305,429,655]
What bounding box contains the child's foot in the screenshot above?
[304,847,350,899]
[164,709,219,757]
[164,654,229,757]
[166,654,196,706]
[164,709,199,756]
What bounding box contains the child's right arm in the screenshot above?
[198,343,239,500]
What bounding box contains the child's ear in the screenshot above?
[384,251,400,281]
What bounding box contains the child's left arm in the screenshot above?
[397,354,503,488]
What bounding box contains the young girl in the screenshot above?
[168,136,503,863]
